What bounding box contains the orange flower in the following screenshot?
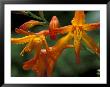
[11,35,44,56]
[11,31,73,76]
[57,11,100,64]
[23,49,47,76]
[22,32,73,76]
[11,34,48,76]
[45,32,73,76]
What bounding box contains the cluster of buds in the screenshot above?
[11,11,100,76]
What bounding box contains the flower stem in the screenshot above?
[24,11,48,24]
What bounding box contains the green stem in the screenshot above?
[24,11,48,24]
[39,11,48,24]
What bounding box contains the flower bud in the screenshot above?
[19,20,42,31]
[49,16,59,40]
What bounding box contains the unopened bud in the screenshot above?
[49,16,59,40]
[19,20,42,31]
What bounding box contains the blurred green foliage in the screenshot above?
[11,11,100,77]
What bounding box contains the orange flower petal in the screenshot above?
[19,35,43,56]
[82,31,100,55]
[83,23,100,31]
[32,57,46,76]
[46,47,60,76]
[47,45,74,76]
[47,56,55,76]
[23,49,47,75]
[32,49,47,76]
[32,37,43,57]
[71,11,85,25]
[20,39,34,56]
[11,35,36,44]
[64,44,74,48]
[73,28,83,64]
[56,25,73,34]
[54,32,73,51]
[23,58,36,70]
[74,40,81,64]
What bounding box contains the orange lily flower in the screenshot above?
[11,34,48,76]
[11,31,73,76]
[56,11,100,64]
[20,32,73,76]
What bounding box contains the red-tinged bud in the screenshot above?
[19,20,42,31]
[49,16,59,40]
